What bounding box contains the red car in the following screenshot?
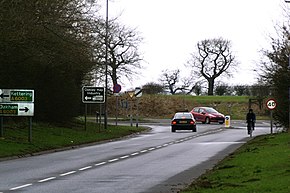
[190,107,225,124]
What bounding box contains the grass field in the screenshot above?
[0,119,146,158]
[182,132,290,193]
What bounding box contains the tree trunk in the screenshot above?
[208,78,214,95]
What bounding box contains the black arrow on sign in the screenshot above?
[19,107,29,112]
[0,93,9,99]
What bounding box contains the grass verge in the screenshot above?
[0,119,146,159]
[182,132,290,193]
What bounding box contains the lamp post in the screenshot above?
[104,0,109,129]
[286,0,290,131]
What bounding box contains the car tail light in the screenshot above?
[190,121,195,124]
[172,121,177,125]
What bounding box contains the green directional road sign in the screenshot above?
[0,89,34,103]
[10,90,34,102]
[0,103,18,116]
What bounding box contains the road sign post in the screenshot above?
[82,87,105,130]
[266,98,277,134]
[0,117,3,138]
[82,87,105,104]
[0,89,34,142]
[113,84,121,126]
[134,87,142,127]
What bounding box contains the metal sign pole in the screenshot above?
[136,98,139,127]
[270,110,273,134]
[0,117,3,137]
[28,117,32,142]
[115,95,118,126]
[85,104,87,131]
[130,100,133,127]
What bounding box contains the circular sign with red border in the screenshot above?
[266,98,277,110]
[113,84,121,93]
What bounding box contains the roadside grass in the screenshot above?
[0,119,146,158]
[182,132,290,193]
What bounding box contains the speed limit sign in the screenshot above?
[266,98,277,110]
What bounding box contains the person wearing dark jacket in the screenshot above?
[246,109,256,134]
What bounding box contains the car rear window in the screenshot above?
[175,113,192,119]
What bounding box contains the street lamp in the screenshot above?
[104,0,109,129]
[286,0,290,131]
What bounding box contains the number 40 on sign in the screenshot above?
[266,99,277,110]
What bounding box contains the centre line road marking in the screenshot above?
[140,150,148,153]
[131,152,139,156]
[95,162,106,166]
[108,158,119,162]
[120,155,129,159]
[148,147,155,151]
[38,177,56,183]
[79,166,92,171]
[60,171,76,176]
[10,184,33,190]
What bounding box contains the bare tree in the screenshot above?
[159,69,191,95]
[93,19,143,88]
[188,37,238,95]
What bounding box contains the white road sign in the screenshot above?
[266,98,277,110]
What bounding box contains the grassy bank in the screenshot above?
[182,132,290,193]
[107,95,268,120]
[0,119,146,158]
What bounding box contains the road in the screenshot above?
[0,120,271,193]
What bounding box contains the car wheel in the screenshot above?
[205,117,210,124]
[192,126,197,132]
[171,128,176,132]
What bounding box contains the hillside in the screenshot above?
[106,95,269,120]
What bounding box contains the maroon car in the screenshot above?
[190,107,225,124]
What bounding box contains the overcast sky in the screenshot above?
[102,0,287,90]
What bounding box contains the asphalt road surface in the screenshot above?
[0,120,271,193]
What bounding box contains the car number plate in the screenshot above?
[179,121,187,124]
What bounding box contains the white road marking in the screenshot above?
[60,171,76,176]
[108,158,119,162]
[10,184,32,190]
[131,152,139,156]
[120,155,129,159]
[95,162,106,166]
[140,150,148,153]
[79,166,92,171]
[38,177,56,183]
[148,147,155,151]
